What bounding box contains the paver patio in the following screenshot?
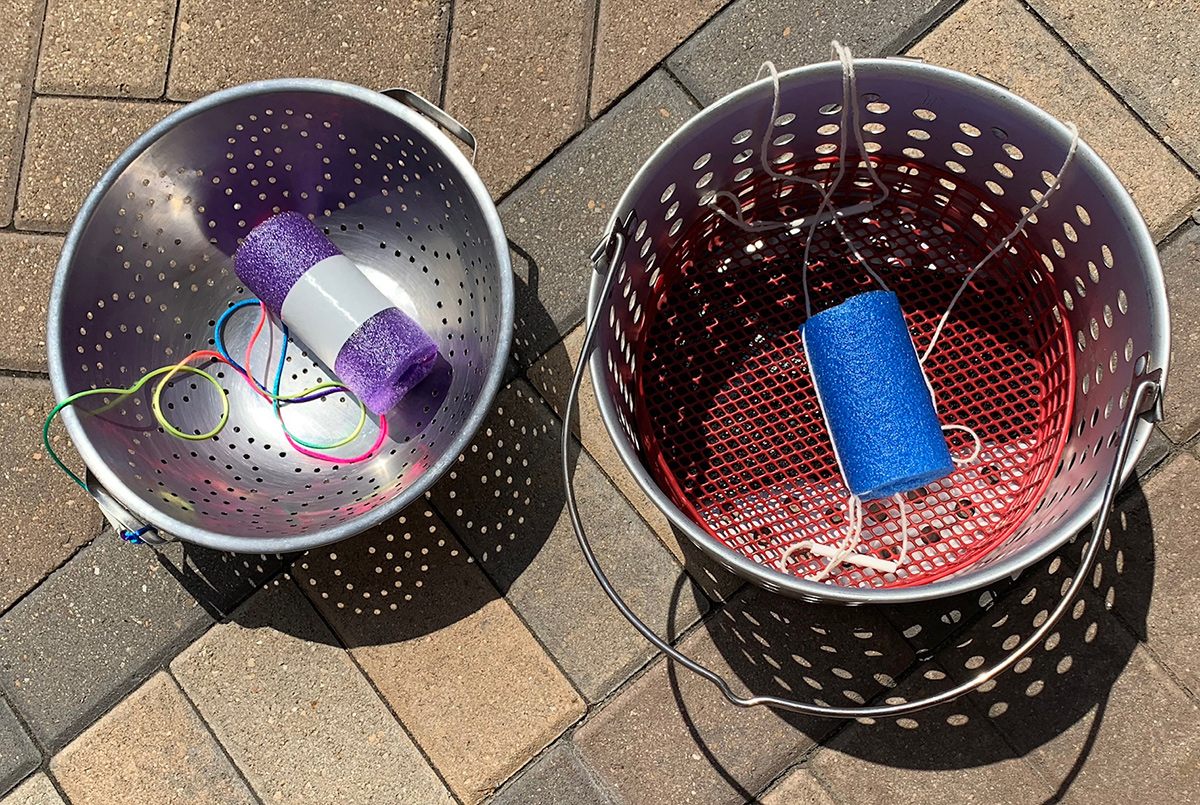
[1,0,1198,803]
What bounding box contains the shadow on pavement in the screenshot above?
[667,480,1153,798]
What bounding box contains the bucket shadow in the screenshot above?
[675,480,1153,797]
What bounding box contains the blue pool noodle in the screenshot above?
[801,290,954,500]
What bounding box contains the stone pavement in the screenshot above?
[1,0,1199,803]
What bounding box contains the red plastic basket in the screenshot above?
[635,158,1074,588]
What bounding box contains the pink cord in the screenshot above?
[281,414,390,463]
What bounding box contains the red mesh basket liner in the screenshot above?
[634,159,1074,588]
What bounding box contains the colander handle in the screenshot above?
[85,470,169,545]
[380,88,478,165]
[562,231,1162,718]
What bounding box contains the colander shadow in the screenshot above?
[670,480,1152,798]
[288,504,509,647]
[270,376,582,647]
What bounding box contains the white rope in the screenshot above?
[923,362,984,467]
[919,121,1080,365]
[809,492,861,582]
[912,123,1081,476]
[942,423,983,466]
[800,42,887,317]
[828,39,891,289]
[776,491,905,580]
[708,46,893,316]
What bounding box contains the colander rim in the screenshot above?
[47,77,514,553]
[588,58,1168,604]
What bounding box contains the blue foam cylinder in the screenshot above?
[801,290,954,500]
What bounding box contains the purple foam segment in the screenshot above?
[233,212,341,316]
[334,307,439,415]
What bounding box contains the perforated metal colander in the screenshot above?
[48,80,513,553]
[563,57,1167,717]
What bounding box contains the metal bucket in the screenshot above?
[564,57,1167,716]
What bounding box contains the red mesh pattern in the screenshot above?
[634,159,1074,588]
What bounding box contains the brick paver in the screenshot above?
[444,0,592,197]
[51,672,255,805]
[489,743,614,805]
[172,579,454,805]
[932,548,1200,805]
[15,97,181,232]
[759,769,837,805]
[1098,455,1200,695]
[151,543,285,619]
[0,698,37,800]
[668,0,954,106]
[36,0,176,98]
[575,586,913,805]
[590,0,725,116]
[1137,426,1172,476]
[501,70,696,369]
[295,508,584,805]
[812,665,1054,805]
[167,0,446,102]
[1158,223,1200,443]
[527,326,742,601]
[0,377,102,613]
[431,381,707,701]
[0,776,64,805]
[0,531,209,749]
[1031,0,1200,173]
[946,615,1200,804]
[0,235,61,373]
[908,0,1200,241]
[0,0,42,229]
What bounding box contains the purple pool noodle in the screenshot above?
[234,211,439,415]
[335,308,438,415]
[235,212,340,316]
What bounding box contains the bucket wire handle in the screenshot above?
[562,231,1162,718]
[380,88,478,165]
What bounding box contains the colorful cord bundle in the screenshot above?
[45,299,387,491]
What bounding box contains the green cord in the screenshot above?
[44,364,226,490]
[44,364,369,490]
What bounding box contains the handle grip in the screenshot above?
[562,231,1161,718]
[381,88,477,164]
[86,470,167,545]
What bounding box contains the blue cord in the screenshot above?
[214,299,262,377]
[215,300,341,403]
[121,525,150,544]
[271,316,287,420]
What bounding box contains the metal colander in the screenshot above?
[563,57,1167,716]
[48,80,513,554]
